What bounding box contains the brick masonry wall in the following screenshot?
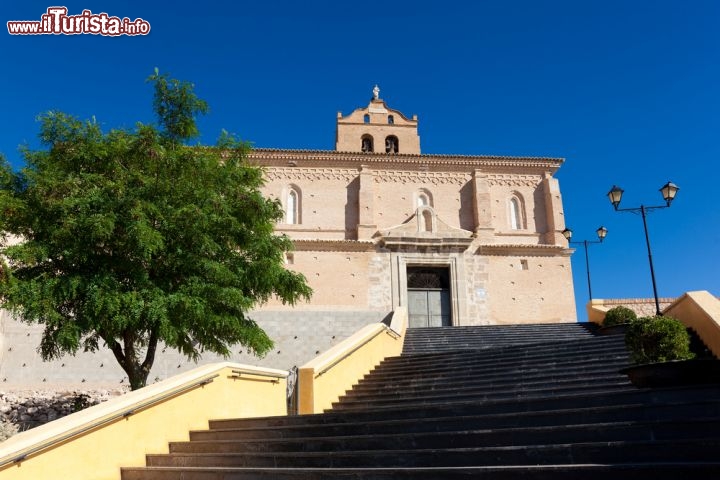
[487,254,576,324]
[264,250,378,309]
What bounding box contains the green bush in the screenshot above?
[625,316,695,364]
[603,305,637,327]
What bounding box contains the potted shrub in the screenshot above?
[599,305,637,335]
[625,315,693,364]
[621,315,720,387]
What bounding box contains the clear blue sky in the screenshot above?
[2,1,718,320]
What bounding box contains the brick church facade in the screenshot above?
[253,87,576,326]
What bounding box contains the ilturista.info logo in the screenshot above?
[7,7,150,36]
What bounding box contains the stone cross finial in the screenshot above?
[372,85,380,100]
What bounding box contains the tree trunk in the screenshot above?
[107,329,159,390]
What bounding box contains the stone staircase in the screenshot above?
[121,323,720,479]
[402,322,599,355]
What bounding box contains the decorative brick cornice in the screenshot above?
[486,174,543,187]
[248,148,564,172]
[291,239,377,252]
[477,244,572,257]
[373,170,470,185]
[264,167,358,183]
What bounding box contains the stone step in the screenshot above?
[170,418,720,453]
[403,323,598,338]
[401,324,600,354]
[121,463,720,480]
[340,373,630,402]
[333,380,635,411]
[390,337,625,364]
[396,336,626,359]
[147,438,720,468]
[210,385,720,430]
[369,352,628,374]
[367,350,630,378]
[197,401,720,441]
[402,336,602,350]
[402,338,604,353]
[353,360,630,391]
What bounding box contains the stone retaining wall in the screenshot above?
[0,388,128,436]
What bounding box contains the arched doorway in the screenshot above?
[407,267,451,328]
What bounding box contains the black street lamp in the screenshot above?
[562,226,608,301]
[607,181,679,316]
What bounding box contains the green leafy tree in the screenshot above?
[0,72,311,390]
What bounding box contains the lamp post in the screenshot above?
[562,226,608,301]
[607,181,679,316]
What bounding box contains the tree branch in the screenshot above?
[141,328,159,375]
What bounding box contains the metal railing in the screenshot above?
[229,368,287,384]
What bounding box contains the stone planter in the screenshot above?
[597,323,629,336]
[620,359,720,388]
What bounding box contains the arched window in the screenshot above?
[417,193,429,207]
[361,134,374,153]
[385,135,399,154]
[509,195,526,230]
[415,189,433,208]
[388,115,394,124]
[286,187,301,224]
[363,114,370,124]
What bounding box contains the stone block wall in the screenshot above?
[0,389,126,433]
[0,310,386,390]
[593,297,678,318]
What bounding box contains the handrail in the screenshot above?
[385,327,401,339]
[0,374,218,468]
[315,325,396,378]
[230,368,287,383]
[231,368,287,379]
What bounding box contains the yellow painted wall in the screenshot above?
[298,308,407,414]
[664,291,720,358]
[586,299,609,325]
[0,362,287,480]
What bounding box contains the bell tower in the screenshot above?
[335,85,421,154]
